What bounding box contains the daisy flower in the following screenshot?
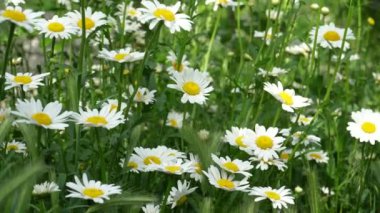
[12,98,72,130]
[66,173,122,204]
[66,7,107,36]
[224,127,253,149]
[347,108,380,145]
[258,67,287,77]
[279,149,292,162]
[291,132,321,146]
[305,150,329,163]
[5,72,49,91]
[203,165,249,191]
[36,15,77,39]
[310,23,355,51]
[0,5,44,32]
[102,99,127,112]
[166,50,191,74]
[211,154,253,177]
[249,156,287,171]
[142,203,160,213]
[254,27,281,45]
[285,42,311,57]
[32,181,60,195]
[156,159,192,175]
[168,69,213,105]
[167,180,197,208]
[264,81,311,112]
[186,153,203,181]
[98,47,144,63]
[205,0,237,11]
[132,146,177,171]
[116,2,141,20]
[138,0,192,33]
[243,124,285,161]
[72,105,125,129]
[4,140,27,155]
[119,155,144,173]
[128,85,156,105]
[166,110,188,129]
[291,114,313,126]
[250,186,295,209]
[321,186,335,196]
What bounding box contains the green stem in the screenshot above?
[202,11,221,71]
[0,23,16,100]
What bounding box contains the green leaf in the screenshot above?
[0,119,12,142]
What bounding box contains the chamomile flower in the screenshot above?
[203,165,249,191]
[102,99,127,112]
[166,110,188,129]
[0,107,11,123]
[66,173,122,204]
[254,28,281,45]
[167,180,197,208]
[244,124,285,161]
[250,186,295,209]
[291,132,321,146]
[132,146,177,171]
[117,2,141,20]
[279,149,292,162]
[186,153,203,181]
[305,150,329,163]
[168,69,213,105]
[128,85,156,104]
[291,114,313,125]
[98,47,144,63]
[5,72,49,91]
[156,159,192,175]
[258,67,288,77]
[212,154,253,177]
[32,181,60,195]
[249,156,287,171]
[285,42,311,57]
[264,81,311,112]
[119,155,143,173]
[72,105,125,129]
[36,15,77,39]
[310,23,355,51]
[205,0,237,11]
[0,6,44,32]
[224,127,252,149]
[347,109,380,144]
[138,0,192,33]
[142,203,160,213]
[4,140,27,155]
[66,7,107,36]
[166,50,191,74]
[12,98,72,130]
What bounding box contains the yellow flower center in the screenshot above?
[195,163,202,174]
[256,135,274,149]
[77,17,95,30]
[223,162,239,172]
[143,156,161,165]
[361,122,376,134]
[114,53,128,61]
[310,153,322,159]
[217,179,235,189]
[135,91,143,102]
[83,188,104,198]
[128,9,137,16]
[265,191,281,200]
[300,117,311,123]
[165,165,181,173]
[153,8,175,22]
[110,104,118,111]
[169,119,178,127]
[7,144,18,151]
[367,17,375,26]
[176,195,188,206]
[323,31,341,41]
[182,81,201,96]
[0,115,5,122]
[47,22,65,32]
[280,152,289,160]
[218,0,228,4]
[235,135,247,148]
[2,9,26,22]
[32,113,52,125]
[279,91,294,105]
[14,75,32,84]
[172,62,184,72]
[86,116,108,125]
[127,161,138,169]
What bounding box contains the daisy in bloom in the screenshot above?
[166,50,191,74]
[132,146,177,171]
[12,99,72,130]
[264,81,311,113]
[72,105,125,129]
[186,153,203,181]
[258,67,288,77]
[0,5,44,32]
[116,2,141,20]
[102,99,127,112]
[205,0,237,11]
[212,154,253,177]
[167,180,197,208]
[224,127,252,149]
[128,85,156,105]
[119,155,143,173]
[142,203,160,213]
[305,150,329,163]
[98,47,144,63]
[168,69,213,105]
[290,132,321,146]
[36,15,77,39]
[250,186,295,209]
[309,23,355,51]
[66,173,122,204]
[203,165,249,191]
[244,124,285,161]
[166,110,188,129]
[138,0,192,33]
[249,156,287,171]
[156,159,192,175]
[66,7,107,36]
[5,72,49,91]
[254,28,281,45]
[347,108,380,145]
[165,146,187,159]
[291,114,313,126]
[0,107,11,123]
[32,181,60,195]
[285,42,311,57]
[279,149,292,162]
[4,140,27,155]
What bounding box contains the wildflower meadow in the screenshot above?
[0,0,380,212]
